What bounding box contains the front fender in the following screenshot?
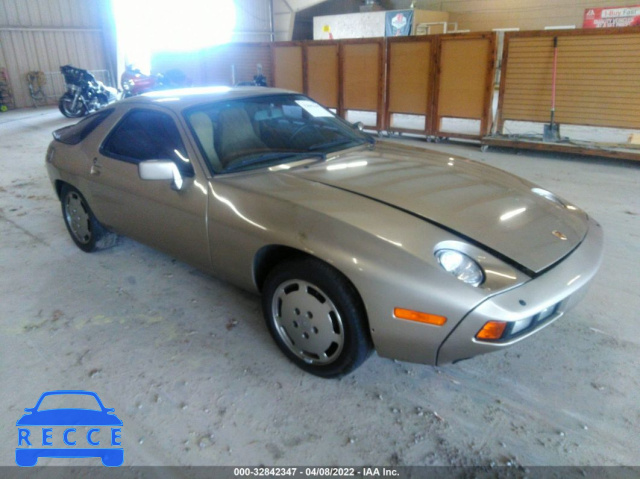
[206,173,510,365]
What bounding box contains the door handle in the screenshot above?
[90,157,101,176]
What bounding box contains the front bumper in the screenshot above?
[436,216,604,365]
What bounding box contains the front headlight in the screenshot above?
[435,249,485,287]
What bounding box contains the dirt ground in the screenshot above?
[1,107,639,469]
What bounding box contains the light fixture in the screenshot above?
[394,308,447,326]
[435,250,484,287]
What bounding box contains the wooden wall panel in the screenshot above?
[499,28,640,130]
[385,37,434,133]
[387,38,432,115]
[500,37,553,125]
[434,33,496,138]
[340,39,384,128]
[272,44,303,92]
[305,43,339,109]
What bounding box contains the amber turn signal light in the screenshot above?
[394,308,447,326]
[476,321,507,340]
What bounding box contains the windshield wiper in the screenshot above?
[224,151,326,173]
[308,138,369,151]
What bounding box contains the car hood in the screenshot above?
[286,142,589,274]
[16,409,123,426]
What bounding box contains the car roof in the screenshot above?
[121,86,297,111]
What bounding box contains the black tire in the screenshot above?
[262,258,372,378]
[60,185,105,252]
[58,93,87,118]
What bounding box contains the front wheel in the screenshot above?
[58,92,87,118]
[262,258,372,378]
[60,185,105,252]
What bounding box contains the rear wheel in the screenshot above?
[58,93,87,118]
[262,258,372,377]
[60,185,105,252]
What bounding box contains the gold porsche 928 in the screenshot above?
[46,87,603,377]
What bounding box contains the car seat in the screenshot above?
[190,111,222,172]
[215,107,266,167]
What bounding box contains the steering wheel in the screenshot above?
[289,123,317,144]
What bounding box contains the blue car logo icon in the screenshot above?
[16,390,123,467]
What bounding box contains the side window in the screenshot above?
[101,109,192,175]
[53,109,113,145]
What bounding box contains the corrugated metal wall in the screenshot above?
[0,0,109,108]
[233,0,273,42]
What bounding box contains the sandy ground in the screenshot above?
[0,107,639,469]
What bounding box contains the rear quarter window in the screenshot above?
[53,110,114,145]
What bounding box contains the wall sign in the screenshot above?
[583,5,640,28]
[385,10,413,36]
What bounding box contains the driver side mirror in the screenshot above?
[138,160,185,191]
[352,121,364,132]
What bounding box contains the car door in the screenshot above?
[88,107,210,269]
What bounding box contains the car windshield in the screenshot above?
[184,94,371,174]
[36,393,102,411]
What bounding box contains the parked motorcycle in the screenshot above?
[58,65,118,118]
[120,66,156,98]
[120,66,190,98]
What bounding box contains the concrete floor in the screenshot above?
[1,106,639,468]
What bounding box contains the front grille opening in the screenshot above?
[502,301,562,341]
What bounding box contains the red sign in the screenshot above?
[583,5,640,28]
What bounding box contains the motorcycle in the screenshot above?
[120,66,190,98]
[120,66,156,98]
[58,65,118,118]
